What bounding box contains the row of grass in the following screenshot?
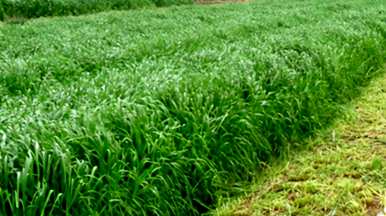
[0,0,192,20]
[0,0,385,215]
[214,71,386,215]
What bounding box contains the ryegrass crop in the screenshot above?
[214,70,386,216]
[0,0,385,215]
[0,0,192,19]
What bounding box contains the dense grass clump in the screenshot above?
[0,0,192,19]
[0,0,385,215]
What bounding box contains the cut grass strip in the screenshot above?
[213,69,386,216]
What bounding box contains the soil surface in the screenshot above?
[196,0,248,4]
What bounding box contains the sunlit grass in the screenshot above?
[0,0,385,215]
[214,70,386,216]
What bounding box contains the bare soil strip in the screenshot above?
[195,0,248,5]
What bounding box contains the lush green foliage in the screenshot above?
[215,72,386,215]
[0,0,192,19]
[0,0,385,215]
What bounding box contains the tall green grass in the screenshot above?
[0,0,385,215]
[0,0,192,19]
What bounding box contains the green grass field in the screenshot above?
[214,69,386,216]
[0,0,385,215]
[0,0,192,20]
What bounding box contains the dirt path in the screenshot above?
[214,71,386,215]
[195,0,248,5]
